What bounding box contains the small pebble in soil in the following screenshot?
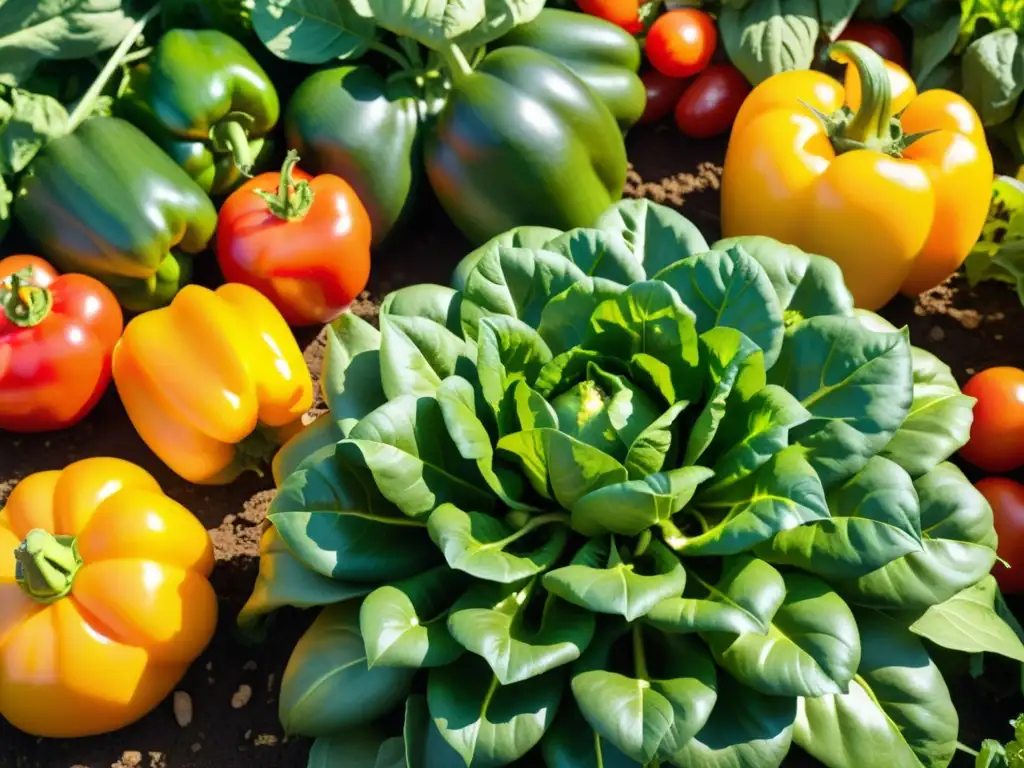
[928,326,945,342]
[267,673,276,693]
[148,752,166,768]
[254,734,278,747]
[967,368,976,375]
[244,729,252,741]
[243,660,257,671]
[191,743,202,754]
[172,691,193,728]
[205,661,213,671]
[113,750,142,768]
[231,684,253,709]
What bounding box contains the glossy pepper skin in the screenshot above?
[426,46,627,246]
[493,8,646,131]
[0,256,122,432]
[284,66,423,247]
[117,29,280,196]
[0,457,216,738]
[14,117,218,312]
[721,42,992,310]
[111,283,314,485]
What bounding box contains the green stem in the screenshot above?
[218,119,255,177]
[633,529,652,558]
[254,149,314,222]
[15,530,82,603]
[497,512,570,549]
[1,267,53,328]
[632,623,650,681]
[67,4,160,132]
[367,41,413,70]
[828,40,892,146]
[659,519,688,551]
[398,37,425,69]
[441,43,474,81]
[955,742,979,757]
[120,46,153,65]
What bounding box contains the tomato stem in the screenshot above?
[829,40,892,146]
[254,149,314,222]
[1,267,53,328]
[15,530,82,604]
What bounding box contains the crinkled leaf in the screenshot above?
[544,429,629,509]
[769,315,913,488]
[541,697,641,768]
[427,503,569,582]
[456,0,547,49]
[321,313,386,436]
[476,315,552,413]
[836,462,998,610]
[644,554,785,636]
[909,575,1024,662]
[253,0,378,63]
[593,199,710,275]
[684,446,829,556]
[718,0,819,85]
[655,246,785,368]
[359,567,468,668]
[795,610,958,768]
[902,0,960,85]
[0,88,68,175]
[533,347,627,400]
[340,395,494,518]
[543,537,687,621]
[962,28,1024,126]
[624,400,689,479]
[571,466,713,537]
[706,573,861,698]
[379,311,468,400]
[497,379,557,438]
[348,0,485,48]
[451,225,562,292]
[427,654,562,766]
[279,601,415,737]
[543,227,645,284]
[756,456,923,580]
[538,278,626,356]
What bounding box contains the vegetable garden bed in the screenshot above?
[1,123,1022,768]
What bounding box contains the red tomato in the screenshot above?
[646,9,717,79]
[216,150,372,327]
[959,367,1024,474]
[975,477,1024,594]
[674,64,751,139]
[837,21,908,70]
[639,69,692,124]
[0,255,123,432]
[576,0,643,33]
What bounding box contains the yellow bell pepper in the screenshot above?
[721,41,993,310]
[112,283,314,485]
[0,458,216,738]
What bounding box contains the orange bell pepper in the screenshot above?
[0,458,216,738]
[721,41,993,310]
[112,283,314,485]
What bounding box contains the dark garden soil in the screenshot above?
[2,121,1024,768]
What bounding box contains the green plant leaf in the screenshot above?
[794,610,958,768]
[706,573,861,698]
[253,0,378,63]
[962,28,1024,126]
[0,88,68,176]
[545,429,630,509]
[307,726,391,768]
[623,400,689,479]
[237,527,372,640]
[373,737,405,768]
[654,246,785,368]
[379,311,468,400]
[476,315,552,413]
[836,462,999,610]
[684,446,829,556]
[718,0,819,85]
[537,278,626,356]
[713,236,854,323]
[497,379,557,438]
[908,575,1024,662]
[756,456,923,580]
[359,566,468,668]
[667,674,796,768]
[279,601,415,737]
[543,537,687,621]
[427,654,563,766]
[402,694,431,768]
[455,0,547,49]
[769,315,913,488]
[447,582,596,684]
[643,554,785,635]
[495,427,554,499]
[269,453,439,582]
[347,0,484,48]
[570,466,714,537]
[321,312,386,436]
[543,227,645,284]
[901,0,960,85]
[427,503,569,582]
[451,226,562,292]
[541,696,641,768]
[593,199,710,276]
[340,395,494,518]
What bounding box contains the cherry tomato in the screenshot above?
[959,367,1024,473]
[975,477,1024,594]
[576,0,643,33]
[837,21,908,70]
[0,255,123,432]
[674,64,751,139]
[639,69,692,124]
[646,9,717,79]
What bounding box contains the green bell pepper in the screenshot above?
[425,46,627,246]
[493,8,646,131]
[14,117,217,312]
[117,28,280,196]
[284,66,423,247]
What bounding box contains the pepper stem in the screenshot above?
[211,117,255,178]
[1,267,53,328]
[254,150,314,222]
[441,43,474,80]
[15,530,82,604]
[829,40,892,146]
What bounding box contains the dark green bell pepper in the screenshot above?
[14,117,217,312]
[284,66,424,247]
[425,46,627,246]
[117,28,279,196]
[494,9,646,131]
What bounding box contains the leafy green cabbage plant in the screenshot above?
[240,199,1024,768]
